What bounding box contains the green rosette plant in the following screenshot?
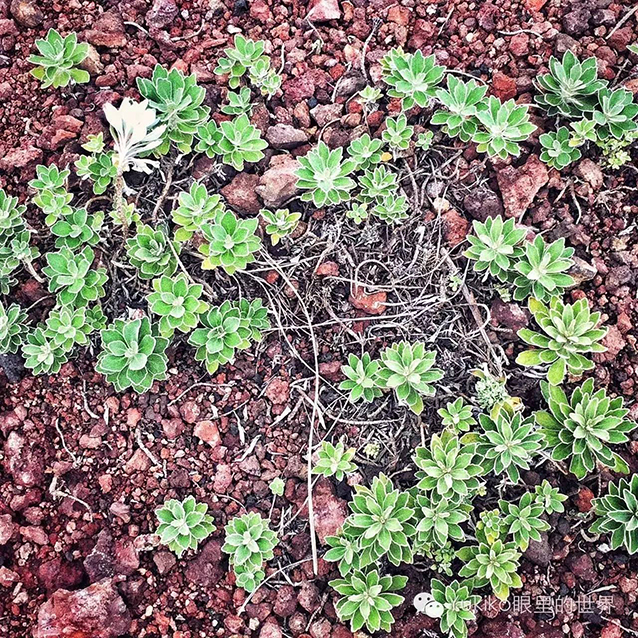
[126,224,179,280]
[51,207,103,249]
[432,75,487,141]
[28,29,89,88]
[377,341,443,415]
[431,579,481,638]
[500,492,550,551]
[195,120,222,158]
[22,328,68,375]
[382,114,414,154]
[345,473,416,567]
[457,534,523,601]
[539,127,582,169]
[221,87,253,116]
[156,496,216,557]
[347,133,384,169]
[296,142,357,207]
[96,316,169,393]
[533,480,567,515]
[0,302,28,355]
[592,87,638,140]
[414,492,471,548]
[173,182,226,242]
[222,512,278,592]
[535,51,606,117]
[330,570,407,634]
[381,48,445,109]
[43,246,108,307]
[324,532,360,576]
[215,114,268,170]
[260,208,301,245]
[372,194,409,224]
[516,297,607,385]
[215,35,268,89]
[470,409,544,483]
[473,97,536,159]
[147,274,209,337]
[44,305,93,352]
[591,475,638,555]
[414,431,483,499]
[339,352,383,403]
[75,152,117,195]
[438,397,476,432]
[464,216,526,282]
[137,65,210,154]
[535,378,636,479]
[0,188,26,241]
[313,441,357,481]
[199,211,261,274]
[358,166,398,203]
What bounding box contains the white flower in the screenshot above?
[103,98,166,174]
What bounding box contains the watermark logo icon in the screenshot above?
[413,592,444,618]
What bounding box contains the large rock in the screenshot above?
[266,124,308,149]
[221,173,261,214]
[255,154,301,208]
[146,0,178,29]
[34,578,131,638]
[4,430,45,488]
[184,540,224,587]
[496,154,548,218]
[313,489,348,544]
[85,10,127,48]
[307,0,340,22]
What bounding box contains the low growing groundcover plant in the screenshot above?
[3,25,637,638]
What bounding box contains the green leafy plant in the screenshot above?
[438,397,476,433]
[0,188,26,241]
[358,166,398,203]
[535,51,606,117]
[372,193,408,226]
[464,216,526,282]
[431,579,481,638]
[457,533,522,600]
[313,440,357,481]
[44,305,93,352]
[347,133,384,169]
[473,97,536,159]
[339,352,383,403]
[596,131,638,169]
[346,202,369,224]
[137,65,210,154]
[147,274,209,337]
[535,378,636,479]
[269,477,285,496]
[512,235,574,302]
[97,316,169,393]
[533,480,567,515]
[357,85,383,107]
[126,224,179,280]
[75,152,117,195]
[382,114,414,154]
[199,211,261,274]
[51,207,103,249]
[222,512,278,592]
[592,87,638,140]
[215,115,268,170]
[296,142,356,207]
[591,475,638,555]
[324,531,361,576]
[247,58,282,98]
[43,246,108,307]
[215,35,267,89]
[381,48,445,109]
[415,130,434,151]
[260,208,301,245]
[22,328,68,375]
[330,569,407,633]
[195,120,222,158]
[414,492,470,547]
[500,492,550,551]
[471,365,514,413]
[414,431,483,499]
[28,29,89,89]
[540,127,582,169]
[0,302,27,355]
[477,509,505,545]
[516,297,607,385]
[471,408,544,483]
[188,299,268,374]
[173,182,226,242]
[377,341,443,415]
[432,75,487,141]
[86,305,108,332]
[221,87,253,116]
[344,473,416,567]
[29,164,73,226]
[156,496,215,557]
[569,118,598,147]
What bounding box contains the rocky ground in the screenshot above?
[1,0,638,637]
